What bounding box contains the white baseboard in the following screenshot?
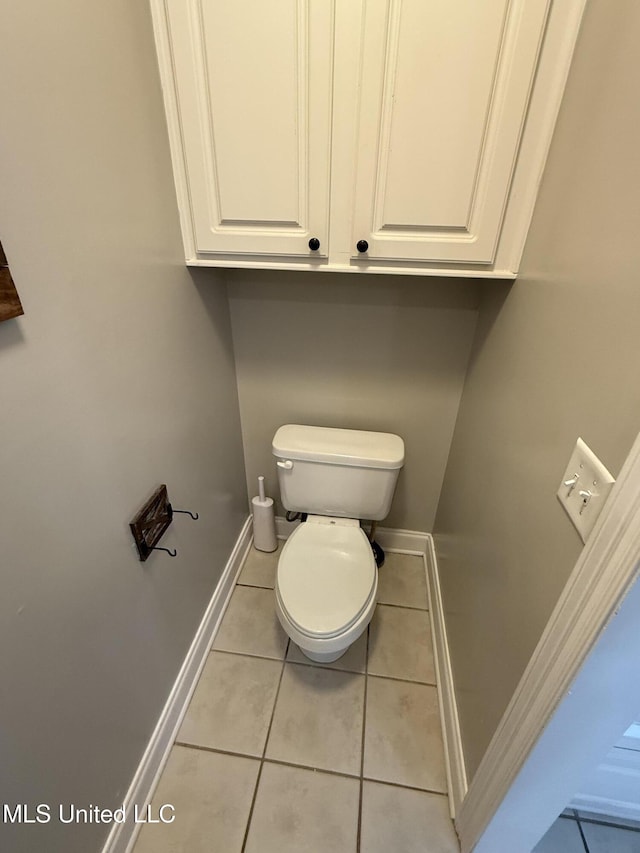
[375,525,429,554]
[101,515,253,853]
[425,535,468,818]
[275,515,429,555]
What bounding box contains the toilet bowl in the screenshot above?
[272,424,404,662]
[275,516,377,662]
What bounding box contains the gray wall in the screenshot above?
[0,3,247,852]
[434,0,640,780]
[227,271,479,531]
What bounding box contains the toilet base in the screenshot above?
[296,646,346,663]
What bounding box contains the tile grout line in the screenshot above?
[356,625,370,852]
[235,583,429,613]
[175,741,363,781]
[240,751,264,851]
[214,646,438,689]
[577,814,640,835]
[240,636,291,853]
[271,653,366,676]
[566,806,640,836]
[264,756,359,781]
[174,738,450,797]
[175,742,262,763]
[262,639,291,761]
[375,600,429,612]
[366,671,438,688]
[362,778,449,798]
[362,778,449,797]
[211,647,288,664]
[574,813,591,853]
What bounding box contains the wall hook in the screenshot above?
[130,487,196,562]
[171,507,199,520]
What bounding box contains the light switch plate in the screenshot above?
[557,437,615,543]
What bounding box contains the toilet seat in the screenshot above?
[276,517,376,639]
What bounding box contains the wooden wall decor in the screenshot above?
[129,485,174,561]
[0,241,24,323]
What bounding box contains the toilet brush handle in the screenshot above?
[258,475,266,503]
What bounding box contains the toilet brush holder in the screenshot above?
[252,476,277,552]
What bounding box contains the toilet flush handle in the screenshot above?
[277,460,294,470]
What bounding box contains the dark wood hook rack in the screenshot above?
[129,485,198,561]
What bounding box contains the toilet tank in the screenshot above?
[272,425,404,521]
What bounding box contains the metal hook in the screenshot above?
[172,508,199,520]
[150,546,177,557]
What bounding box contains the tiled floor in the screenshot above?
[133,542,459,853]
[534,811,640,852]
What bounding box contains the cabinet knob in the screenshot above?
[356,240,369,253]
[308,237,320,251]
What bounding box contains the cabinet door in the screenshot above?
[351,0,550,265]
[165,0,334,257]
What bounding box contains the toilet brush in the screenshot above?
[252,476,278,552]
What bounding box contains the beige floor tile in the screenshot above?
[368,605,435,683]
[238,541,281,589]
[364,677,447,792]
[533,817,587,852]
[286,629,368,673]
[177,651,282,756]
[361,781,458,853]
[377,552,428,609]
[133,746,259,853]
[580,821,640,853]
[213,585,288,659]
[266,663,365,776]
[245,762,359,853]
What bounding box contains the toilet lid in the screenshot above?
[277,521,376,638]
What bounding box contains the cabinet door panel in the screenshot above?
[351,0,550,264]
[166,0,333,256]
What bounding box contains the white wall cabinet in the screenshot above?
[162,0,333,259]
[151,0,585,278]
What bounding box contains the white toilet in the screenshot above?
[272,424,405,662]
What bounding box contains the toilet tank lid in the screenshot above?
[272,425,405,469]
